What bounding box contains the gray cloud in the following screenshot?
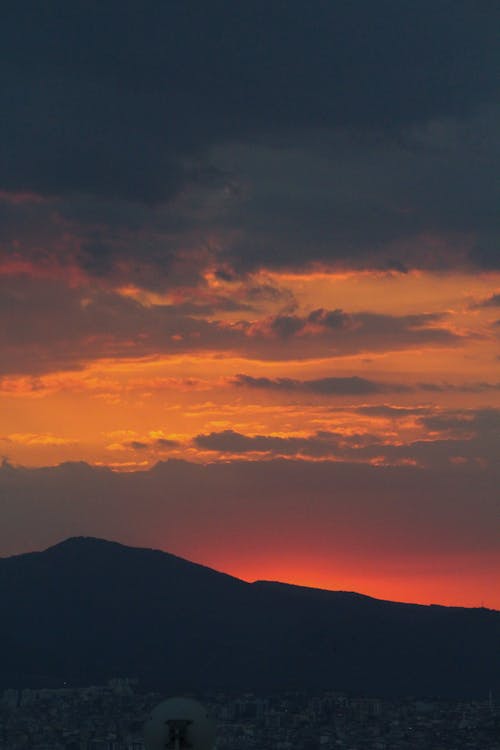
[0,458,498,576]
[123,438,180,452]
[419,381,500,393]
[215,107,500,274]
[194,429,345,457]
[0,3,498,280]
[355,405,431,418]
[1,276,462,375]
[233,376,500,399]
[419,409,500,436]
[124,441,149,451]
[473,293,500,309]
[193,408,500,467]
[1,2,496,201]
[232,374,408,395]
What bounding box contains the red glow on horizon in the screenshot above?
[179,553,500,611]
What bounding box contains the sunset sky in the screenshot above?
[1,1,499,608]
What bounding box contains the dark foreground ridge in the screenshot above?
[1,537,498,697]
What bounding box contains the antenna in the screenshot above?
[144,697,216,750]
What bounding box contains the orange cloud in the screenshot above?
[2,433,77,447]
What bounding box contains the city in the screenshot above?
[1,680,499,750]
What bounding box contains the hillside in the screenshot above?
[1,537,498,697]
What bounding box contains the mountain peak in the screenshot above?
[48,536,129,552]
[0,536,499,697]
[37,535,247,587]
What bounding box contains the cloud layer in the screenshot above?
[0,2,498,283]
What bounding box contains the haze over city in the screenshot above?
[1,1,499,609]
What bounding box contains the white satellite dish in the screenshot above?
[144,697,216,750]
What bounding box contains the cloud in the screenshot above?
[2,110,499,284]
[473,293,500,308]
[1,276,462,375]
[0,3,497,280]
[123,441,150,451]
[243,309,460,357]
[232,378,500,399]
[355,405,431,418]
[1,2,496,200]
[0,458,498,583]
[232,374,408,395]
[193,408,500,467]
[419,409,500,437]
[215,107,500,275]
[468,237,500,270]
[193,429,344,457]
[123,438,180,452]
[419,381,500,393]
[1,433,76,447]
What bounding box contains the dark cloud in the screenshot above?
[356,405,432,418]
[194,429,344,457]
[193,408,500,467]
[233,377,500,398]
[124,441,149,451]
[468,238,500,270]
[473,293,500,308]
[0,2,498,278]
[1,1,496,199]
[232,374,407,395]
[79,240,116,277]
[1,276,462,375]
[215,105,500,274]
[1,457,498,570]
[419,381,500,393]
[155,438,180,448]
[419,409,500,436]
[124,438,180,452]
[246,309,460,355]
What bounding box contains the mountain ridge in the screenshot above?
[4,536,247,584]
[8,536,495,610]
[1,536,498,697]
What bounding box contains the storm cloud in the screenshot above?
[0,1,498,280]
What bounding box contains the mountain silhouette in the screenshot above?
[1,537,498,698]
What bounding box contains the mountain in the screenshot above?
[1,537,498,698]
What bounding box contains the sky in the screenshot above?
[1,1,499,608]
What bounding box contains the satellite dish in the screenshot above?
[144,697,216,750]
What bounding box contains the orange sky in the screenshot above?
[1,266,499,610]
[2,268,499,468]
